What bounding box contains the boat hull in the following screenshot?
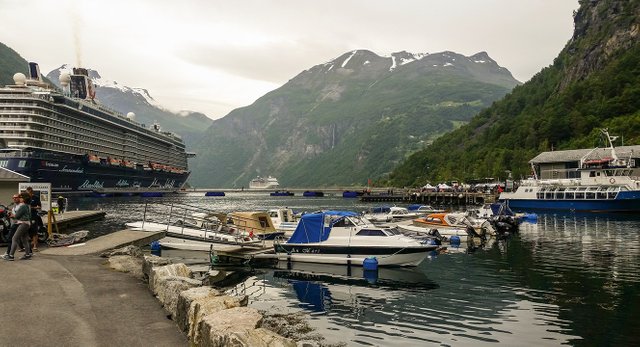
[1,154,189,192]
[274,244,435,266]
[502,192,640,212]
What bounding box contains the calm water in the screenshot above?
[70,192,640,346]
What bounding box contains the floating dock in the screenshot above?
[360,192,497,205]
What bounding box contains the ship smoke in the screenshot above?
[70,0,83,66]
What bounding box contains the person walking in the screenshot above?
[3,193,32,260]
[3,194,21,257]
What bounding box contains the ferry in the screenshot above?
[249,175,279,189]
[0,63,194,192]
[499,129,640,212]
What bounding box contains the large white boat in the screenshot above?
[0,63,192,192]
[249,176,279,189]
[499,129,640,212]
[274,211,438,266]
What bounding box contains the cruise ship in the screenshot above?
[0,63,193,192]
[499,129,640,212]
[249,176,279,189]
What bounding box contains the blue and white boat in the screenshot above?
[274,211,437,266]
[500,129,640,212]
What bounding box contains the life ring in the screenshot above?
[609,177,616,184]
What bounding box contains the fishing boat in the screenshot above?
[499,129,640,212]
[273,211,438,266]
[0,63,193,192]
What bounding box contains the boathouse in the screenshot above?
[0,167,30,203]
[531,145,640,179]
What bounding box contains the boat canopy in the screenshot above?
[287,211,358,244]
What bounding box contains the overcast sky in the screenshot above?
[1,0,579,119]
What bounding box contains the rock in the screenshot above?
[176,287,223,334]
[155,275,202,319]
[194,307,270,347]
[142,255,173,281]
[106,255,143,278]
[100,245,143,258]
[148,262,191,293]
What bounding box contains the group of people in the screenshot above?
[2,187,43,261]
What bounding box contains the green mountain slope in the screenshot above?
[389,0,640,186]
[190,50,520,188]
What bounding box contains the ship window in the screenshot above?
[589,171,596,177]
[356,229,386,236]
[0,160,7,168]
[566,192,574,199]
[18,160,27,168]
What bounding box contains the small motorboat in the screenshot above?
[273,210,438,266]
[406,204,446,214]
[362,206,392,223]
[412,212,496,237]
[268,208,299,237]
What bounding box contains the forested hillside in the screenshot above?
[389,0,640,186]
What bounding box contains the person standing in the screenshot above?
[26,187,42,252]
[57,195,66,214]
[3,193,32,260]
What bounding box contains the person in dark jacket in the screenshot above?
[26,187,43,251]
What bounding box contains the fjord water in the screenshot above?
[73,193,640,346]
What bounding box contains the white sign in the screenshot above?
[18,182,51,211]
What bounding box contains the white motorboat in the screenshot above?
[273,211,438,266]
[362,206,392,222]
[406,204,446,214]
[126,220,263,248]
[395,223,471,242]
[389,206,422,220]
[268,208,299,237]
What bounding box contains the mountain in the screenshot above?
[45,65,212,147]
[0,42,54,86]
[388,0,640,187]
[190,50,520,188]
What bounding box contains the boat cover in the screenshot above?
[491,203,515,216]
[287,211,357,244]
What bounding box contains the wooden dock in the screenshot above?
[360,192,497,205]
[47,210,107,232]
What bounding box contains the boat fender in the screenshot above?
[363,256,378,271]
[609,178,616,184]
[449,235,461,246]
[150,240,161,256]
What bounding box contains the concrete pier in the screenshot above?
[0,244,187,346]
[42,230,166,256]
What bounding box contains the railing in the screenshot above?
[139,202,264,247]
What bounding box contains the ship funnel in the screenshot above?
[28,62,42,81]
[69,67,96,100]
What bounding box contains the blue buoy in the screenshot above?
[363,269,379,284]
[362,256,378,271]
[449,235,461,246]
[150,240,162,256]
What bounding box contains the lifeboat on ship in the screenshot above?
[108,157,122,166]
[87,154,100,164]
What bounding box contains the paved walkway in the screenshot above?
[0,246,187,346]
